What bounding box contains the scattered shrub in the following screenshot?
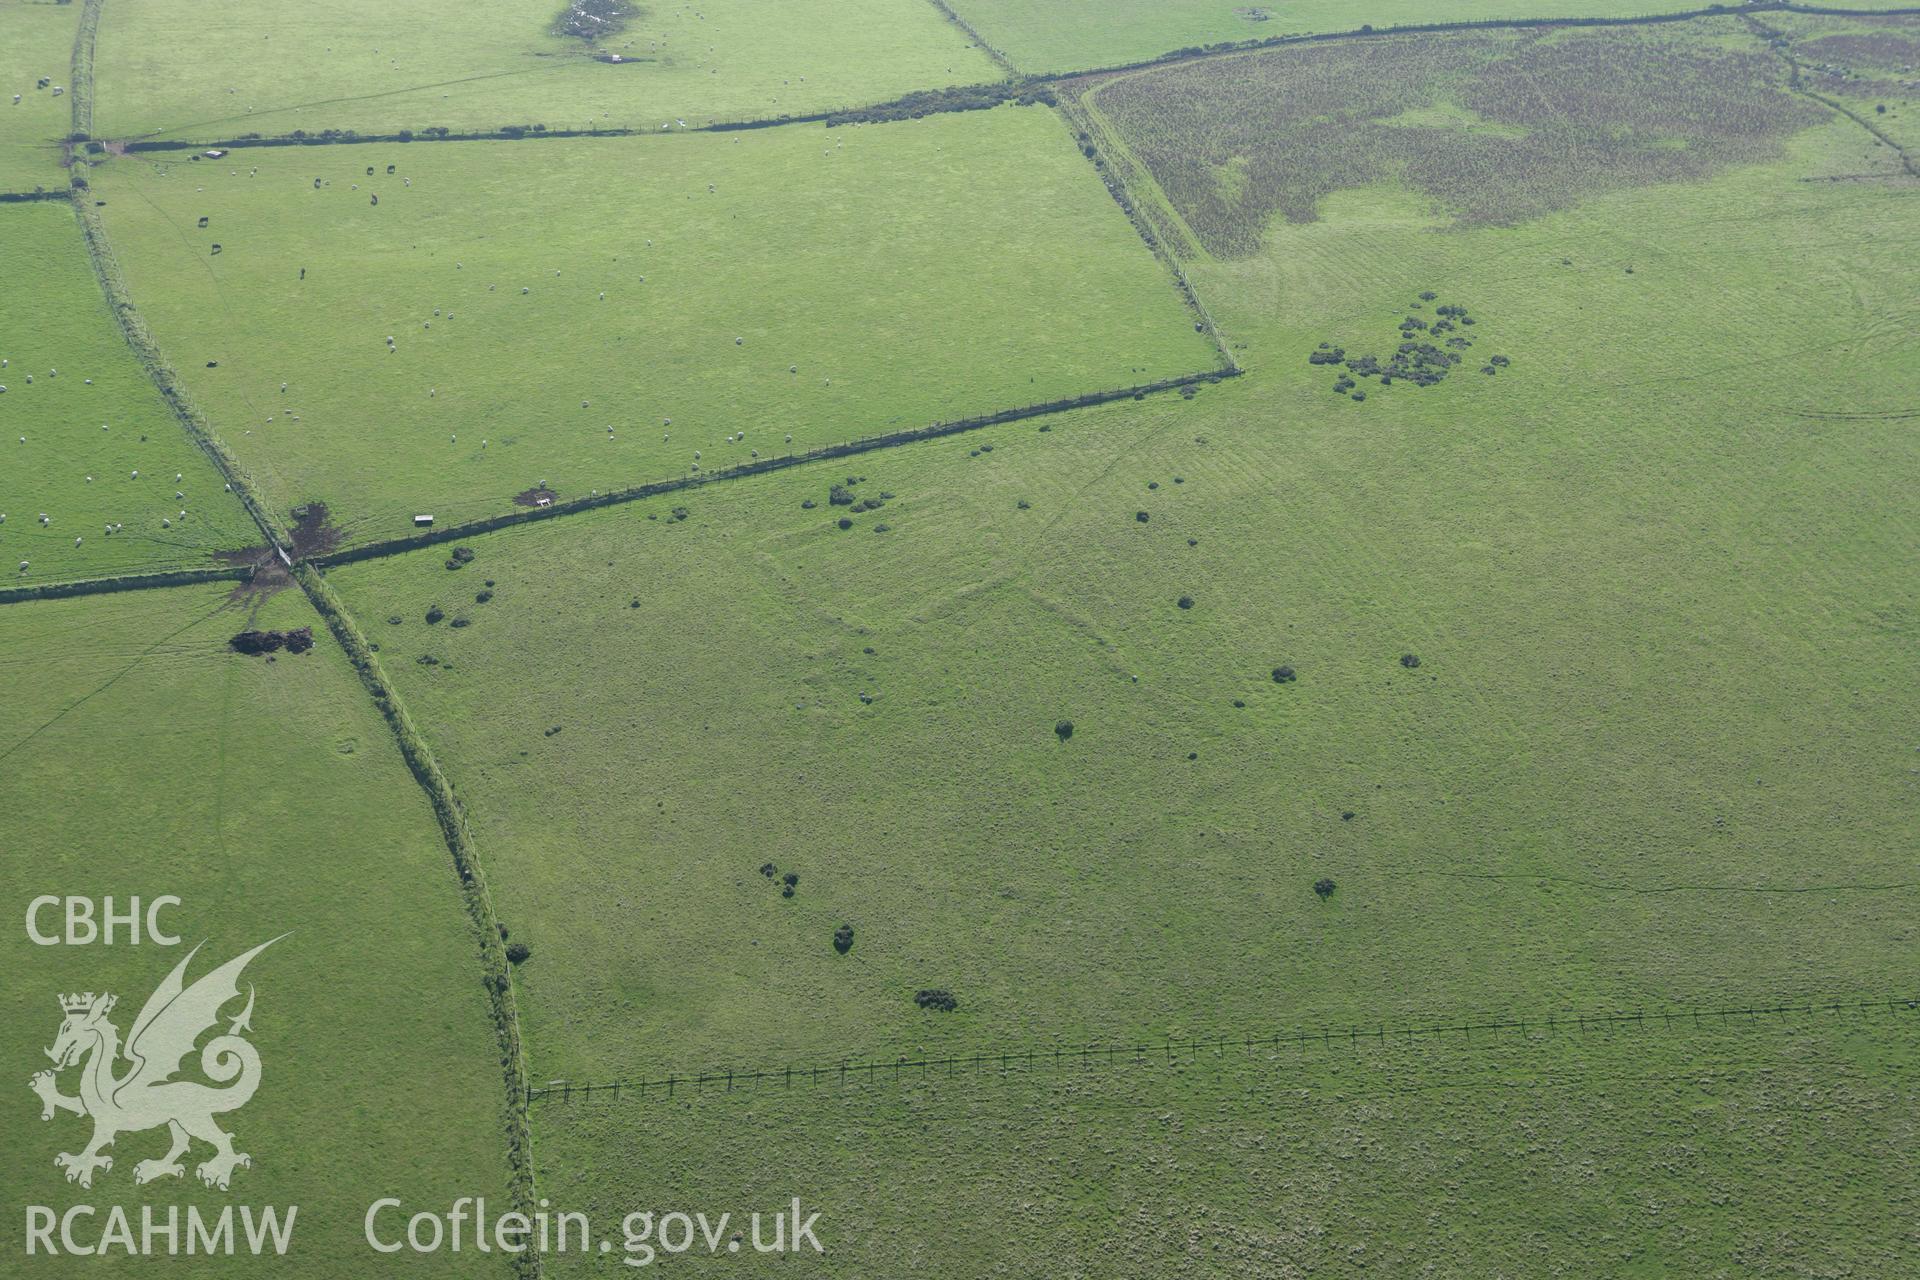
[759,862,778,878]
[1272,666,1296,682]
[425,605,445,624]
[915,988,958,1012]
[1177,595,1194,609]
[229,627,314,656]
[837,517,853,530]
[829,483,855,506]
[833,924,854,954]
[476,590,493,603]
[1055,719,1075,740]
[505,941,531,964]
[1401,653,1421,668]
[1136,511,1150,522]
[1313,878,1336,898]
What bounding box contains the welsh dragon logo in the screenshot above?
[30,938,282,1191]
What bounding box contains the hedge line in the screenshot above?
[123,123,646,154]
[1054,91,1229,368]
[0,564,251,606]
[0,190,69,203]
[295,564,538,1279]
[315,368,1239,568]
[1068,2,1920,80]
[924,0,1018,74]
[69,191,292,553]
[68,0,98,145]
[100,4,1920,159]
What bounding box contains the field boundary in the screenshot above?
[1026,2,1920,81]
[1052,93,1230,362]
[0,564,253,606]
[63,11,541,1274]
[93,3,1920,156]
[0,189,70,203]
[68,191,293,554]
[309,368,1238,569]
[922,0,1019,75]
[68,0,98,144]
[1745,12,1920,177]
[526,996,1920,1105]
[295,564,539,1277]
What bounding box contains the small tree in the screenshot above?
[1313,878,1335,899]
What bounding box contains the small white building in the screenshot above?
[413,514,434,527]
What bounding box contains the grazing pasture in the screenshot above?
[90,107,1217,545]
[323,111,1920,1266]
[0,582,512,1276]
[328,110,1920,1080]
[93,0,1000,142]
[0,0,80,192]
[944,0,1920,75]
[0,202,257,584]
[1085,19,1827,256]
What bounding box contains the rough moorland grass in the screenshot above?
[1775,12,1920,151]
[946,0,1920,74]
[0,1,78,192]
[93,0,1000,142]
[327,115,1919,1093]
[534,1017,1919,1275]
[0,202,258,584]
[0,582,511,1277]
[91,107,1217,545]
[1088,19,1827,256]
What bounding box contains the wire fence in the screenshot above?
[526,995,1919,1105]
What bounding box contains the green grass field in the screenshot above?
[0,202,259,584]
[93,0,1000,142]
[0,1,79,192]
[8,2,1918,1273]
[0,582,512,1276]
[322,102,1920,1268]
[946,0,1920,74]
[90,106,1218,544]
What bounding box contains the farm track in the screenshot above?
[57,8,542,1275]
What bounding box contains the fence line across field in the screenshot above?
[525,995,1919,1105]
